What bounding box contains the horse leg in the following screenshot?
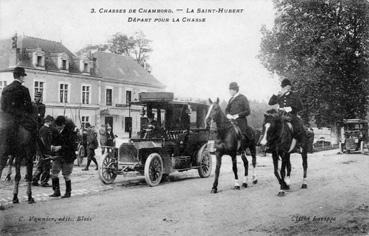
[26,151,35,204]
[231,153,240,190]
[301,149,308,189]
[250,144,258,184]
[272,152,285,197]
[211,152,222,193]
[280,154,289,190]
[12,157,21,203]
[240,152,249,188]
[284,153,291,187]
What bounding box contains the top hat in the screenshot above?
[13,67,27,76]
[229,82,239,90]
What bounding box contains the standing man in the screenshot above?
[49,116,78,198]
[82,123,99,171]
[268,78,304,151]
[32,115,54,187]
[99,124,107,154]
[33,91,46,129]
[225,82,253,141]
[105,124,116,147]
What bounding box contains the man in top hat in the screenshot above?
[268,78,304,151]
[1,67,36,135]
[225,82,253,141]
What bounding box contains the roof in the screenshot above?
[93,52,165,88]
[0,35,81,73]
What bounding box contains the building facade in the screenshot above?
[0,35,165,138]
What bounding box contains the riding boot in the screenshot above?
[61,180,71,198]
[49,178,61,197]
[82,160,91,171]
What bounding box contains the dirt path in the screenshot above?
[1,150,369,236]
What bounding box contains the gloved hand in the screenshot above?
[226,114,233,120]
[284,107,292,113]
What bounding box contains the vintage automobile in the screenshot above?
[98,92,213,186]
[338,119,368,154]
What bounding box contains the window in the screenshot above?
[106,88,112,106]
[81,116,89,127]
[37,56,43,67]
[84,63,88,73]
[81,85,90,104]
[126,90,132,104]
[59,83,69,103]
[34,81,44,101]
[0,81,7,95]
[62,60,67,70]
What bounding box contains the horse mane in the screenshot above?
[266,111,293,152]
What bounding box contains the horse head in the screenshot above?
[259,109,292,151]
[205,98,220,128]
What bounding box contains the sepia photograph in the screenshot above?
[1,0,369,235]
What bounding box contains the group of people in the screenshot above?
[1,67,105,199]
[225,79,304,150]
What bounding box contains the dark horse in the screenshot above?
[0,111,36,203]
[259,109,308,196]
[205,98,257,193]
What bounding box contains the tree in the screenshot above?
[75,44,109,56]
[259,0,369,127]
[108,33,135,56]
[108,31,153,72]
[131,31,153,67]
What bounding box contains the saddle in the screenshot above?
[230,121,255,142]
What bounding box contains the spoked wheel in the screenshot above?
[197,143,212,178]
[77,145,85,166]
[144,153,163,187]
[99,152,118,184]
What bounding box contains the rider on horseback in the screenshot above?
[225,82,254,141]
[268,78,304,152]
[1,67,37,146]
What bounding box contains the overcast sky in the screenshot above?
[0,0,280,102]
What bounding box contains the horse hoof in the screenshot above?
[301,184,308,189]
[277,191,285,197]
[233,186,240,190]
[28,197,35,204]
[252,179,258,184]
[242,183,248,188]
[211,188,218,194]
[12,198,19,204]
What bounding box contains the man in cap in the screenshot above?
[1,67,37,137]
[268,78,304,151]
[32,115,54,187]
[225,82,254,141]
[82,123,99,171]
[33,91,46,129]
[49,116,77,198]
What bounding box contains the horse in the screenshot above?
[0,111,36,204]
[259,109,308,197]
[205,98,258,194]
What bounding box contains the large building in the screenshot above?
[0,35,165,137]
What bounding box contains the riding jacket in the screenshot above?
[225,93,254,140]
[268,91,303,115]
